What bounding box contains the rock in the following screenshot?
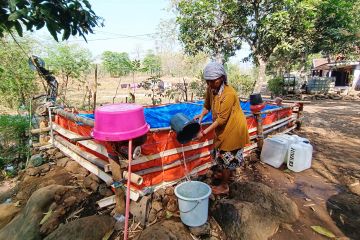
[229,182,299,223]
[166,198,178,212]
[26,167,40,176]
[148,209,157,223]
[153,188,165,201]
[189,222,211,237]
[28,154,44,167]
[211,182,299,240]
[63,196,77,207]
[46,148,58,156]
[39,164,51,173]
[89,182,99,192]
[137,219,192,240]
[65,161,89,177]
[165,187,175,196]
[327,193,360,240]
[152,201,163,212]
[162,195,170,206]
[83,175,99,192]
[88,173,100,183]
[348,182,360,196]
[0,204,20,229]
[156,210,165,219]
[44,215,115,240]
[57,157,69,167]
[98,184,113,197]
[53,152,65,160]
[0,185,69,240]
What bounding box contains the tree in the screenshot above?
[142,51,161,75]
[102,51,131,77]
[45,43,92,102]
[0,0,103,41]
[226,63,255,97]
[267,0,360,77]
[176,0,317,92]
[312,0,360,59]
[0,37,38,108]
[141,75,164,105]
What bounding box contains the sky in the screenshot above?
[34,0,252,68]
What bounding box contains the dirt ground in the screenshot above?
[251,100,360,240]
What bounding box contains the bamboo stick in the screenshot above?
[54,138,113,185]
[52,108,94,127]
[54,135,108,168]
[52,123,108,156]
[263,118,296,135]
[123,171,143,185]
[31,127,51,134]
[253,112,264,150]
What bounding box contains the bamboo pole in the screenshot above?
[253,112,264,150]
[295,103,304,129]
[54,138,113,185]
[52,108,94,127]
[31,127,51,134]
[93,64,98,111]
[54,135,108,168]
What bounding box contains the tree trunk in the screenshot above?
[253,58,267,93]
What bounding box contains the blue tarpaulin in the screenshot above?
[78,101,279,129]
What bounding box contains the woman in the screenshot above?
[194,62,250,194]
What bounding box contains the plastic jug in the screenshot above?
[271,134,298,163]
[261,137,289,168]
[287,142,313,172]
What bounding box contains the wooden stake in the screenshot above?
[108,143,126,216]
[254,112,264,150]
[93,64,98,111]
[39,120,49,145]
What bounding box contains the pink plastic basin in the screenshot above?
[92,103,150,141]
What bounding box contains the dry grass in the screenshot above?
[64,73,200,108]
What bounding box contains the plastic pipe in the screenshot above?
[123,139,132,240]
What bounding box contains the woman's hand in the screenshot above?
[194,131,204,140]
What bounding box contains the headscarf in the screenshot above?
[203,61,227,84]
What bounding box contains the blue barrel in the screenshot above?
[170,113,200,144]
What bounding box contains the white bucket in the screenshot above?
[174,181,212,227]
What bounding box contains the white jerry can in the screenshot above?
[261,137,289,168]
[272,134,298,163]
[287,141,313,172]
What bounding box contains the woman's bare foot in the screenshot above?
[211,184,229,195]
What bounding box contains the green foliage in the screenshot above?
[175,0,360,89]
[46,43,92,80]
[46,43,91,101]
[312,0,360,57]
[0,37,38,108]
[0,0,103,41]
[267,76,284,96]
[140,75,164,105]
[142,51,161,75]
[189,78,206,99]
[189,71,207,99]
[226,64,255,97]
[102,51,131,77]
[0,115,29,169]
